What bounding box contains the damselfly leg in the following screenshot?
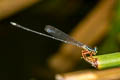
[10,22,97,61]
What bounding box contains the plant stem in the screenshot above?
[86,52,120,69]
[55,68,120,80]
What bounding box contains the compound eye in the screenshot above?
[94,47,97,53]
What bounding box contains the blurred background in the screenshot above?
[0,0,120,80]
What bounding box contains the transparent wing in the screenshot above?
[45,25,84,47]
[10,22,92,50]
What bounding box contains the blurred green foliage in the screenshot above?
[98,0,120,54]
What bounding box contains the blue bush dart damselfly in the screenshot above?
[10,22,98,66]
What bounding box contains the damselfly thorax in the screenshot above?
[10,22,97,61]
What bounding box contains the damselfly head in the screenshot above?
[10,22,98,54]
[94,47,97,53]
[90,47,97,55]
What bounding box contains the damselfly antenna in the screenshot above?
[10,22,97,54]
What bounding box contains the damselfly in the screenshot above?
[10,22,97,60]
